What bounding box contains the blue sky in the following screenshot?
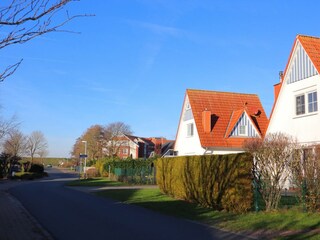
[1,0,320,157]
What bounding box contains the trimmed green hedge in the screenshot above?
[156,153,253,213]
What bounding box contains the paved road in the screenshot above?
[9,168,252,240]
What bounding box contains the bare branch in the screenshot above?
[0,0,93,82]
[0,59,23,82]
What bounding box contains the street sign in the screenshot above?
[79,154,88,158]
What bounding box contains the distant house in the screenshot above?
[115,134,155,159]
[174,89,269,156]
[267,35,320,147]
[148,137,174,156]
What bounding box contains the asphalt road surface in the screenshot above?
[9,168,251,240]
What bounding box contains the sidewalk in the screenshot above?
[0,180,54,240]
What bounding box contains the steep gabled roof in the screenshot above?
[186,89,268,148]
[268,34,320,122]
[294,35,320,73]
[224,109,262,139]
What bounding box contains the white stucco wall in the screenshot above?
[174,117,205,156]
[267,74,320,145]
[174,95,205,156]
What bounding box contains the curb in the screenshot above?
[6,192,55,240]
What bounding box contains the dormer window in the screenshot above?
[239,125,247,136]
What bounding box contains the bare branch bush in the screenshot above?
[244,132,299,211]
[0,0,90,82]
[290,144,320,211]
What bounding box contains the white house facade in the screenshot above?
[174,95,207,156]
[267,35,320,146]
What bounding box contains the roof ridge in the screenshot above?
[186,88,258,96]
[297,34,320,40]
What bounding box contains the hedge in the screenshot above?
[156,153,253,213]
[101,159,155,184]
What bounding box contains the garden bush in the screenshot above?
[29,163,44,173]
[156,153,253,213]
[12,171,47,180]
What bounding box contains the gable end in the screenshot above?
[229,112,259,138]
[286,41,318,85]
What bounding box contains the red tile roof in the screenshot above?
[186,89,269,148]
[269,35,320,121]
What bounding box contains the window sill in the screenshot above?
[293,112,318,119]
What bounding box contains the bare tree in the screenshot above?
[2,129,26,175]
[244,132,299,211]
[102,122,132,158]
[3,129,26,157]
[26,130,48,163]
[0,0,89,82]
[0,114,19,141]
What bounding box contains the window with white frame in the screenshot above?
[187,123,194,137]
[239,125,247,136]
[308,91,318,113]
[295,91,318,116]
[296,94,305,115]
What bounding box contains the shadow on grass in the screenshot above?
[95,189,232,224]
[66,178,125,187]
[278,222,320,240]
[96,188,320,240]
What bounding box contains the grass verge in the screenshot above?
[66,177,125,187]
[96,188,320,239]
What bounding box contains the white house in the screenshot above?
[174,89,269,156]
[267,35,320,146]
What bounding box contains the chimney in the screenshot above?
[202,109,211,133]
[274,83,281,101]
[279,71,284,82]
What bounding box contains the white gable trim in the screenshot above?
[286,40,318,85]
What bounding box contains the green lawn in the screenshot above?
[95,188,320,239]
[66,178,125,187]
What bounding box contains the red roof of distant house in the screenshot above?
[186,89,269,148]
